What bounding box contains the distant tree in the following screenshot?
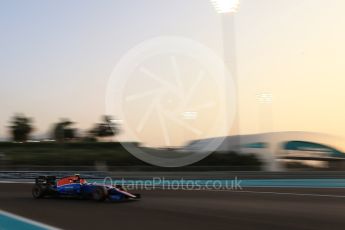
[9,114,33,142]
[53,119,77,142]
[89,115,120,141]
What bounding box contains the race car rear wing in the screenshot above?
[35,176,56,185]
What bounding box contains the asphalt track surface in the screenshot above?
[0,184,345,230]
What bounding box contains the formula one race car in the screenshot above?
[32,174,140,202]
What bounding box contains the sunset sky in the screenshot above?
[1,0,345,145]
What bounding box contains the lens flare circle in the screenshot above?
[106,36,236,167]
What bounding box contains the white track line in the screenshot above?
[0,181,33,184]
[0,210,60,230]
[211,189,345,198]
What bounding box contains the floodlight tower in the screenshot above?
[210,1,280,171]
[210,0,240,141]
[210,0,240,14]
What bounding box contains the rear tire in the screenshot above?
[92,187,107,201]
[32,185,46,199]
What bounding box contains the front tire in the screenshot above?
[92,187,107,201]
[32,185,46,199]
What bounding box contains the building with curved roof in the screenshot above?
[184,132,345,171]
